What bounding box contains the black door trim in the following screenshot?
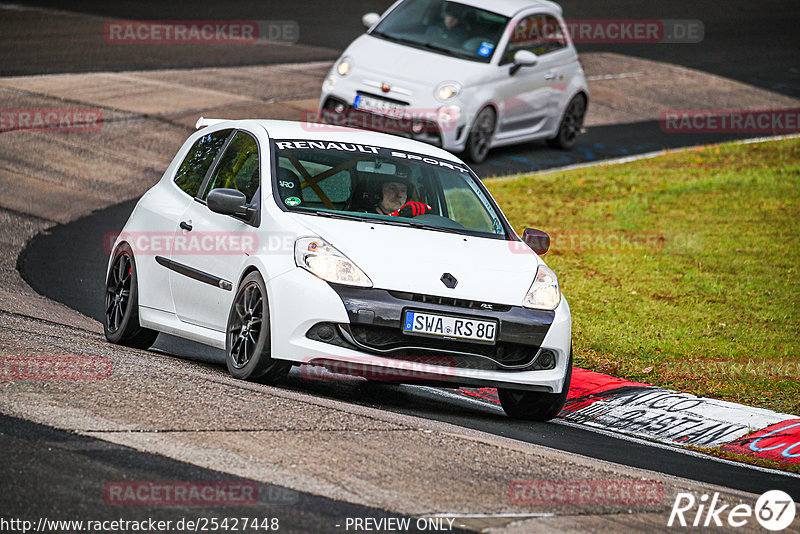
[155,256,233,291]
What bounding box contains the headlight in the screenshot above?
[435,82,460,101]
[523,265,561,310]
[336,57,351,76]
[295,237,372,287]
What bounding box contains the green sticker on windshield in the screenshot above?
[285,196,301,207]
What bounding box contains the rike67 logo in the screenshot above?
[668,490,796,531]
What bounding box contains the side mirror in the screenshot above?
[522,228,550,255]
[510,50,538,75]
[362,12,380,29]
[207,189,251,219]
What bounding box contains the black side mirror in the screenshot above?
[522,228,550,255]
[207,189,254,220]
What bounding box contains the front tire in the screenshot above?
[547,94,586,150]
[103,244,159,349]
[498,348,573,421]
[463,106,496,163]
[225,271,290,383]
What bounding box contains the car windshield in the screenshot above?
[371,0,509,63]
[272,140,509,239]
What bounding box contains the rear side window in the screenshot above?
[202,131,260,204]
[173,129,232,197]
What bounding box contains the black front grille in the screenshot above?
[305,322,556,372]
[387,291,512,312]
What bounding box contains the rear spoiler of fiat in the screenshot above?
[195,116,228,129]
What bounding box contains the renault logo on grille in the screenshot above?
[440,273,458,289]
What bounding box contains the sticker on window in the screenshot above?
[477,41,495,57]
[285,196,301,207]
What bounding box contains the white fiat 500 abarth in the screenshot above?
[104,118,572,420]
[319,0,588,163]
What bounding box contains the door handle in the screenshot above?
[544,71,556,81]
[180,221,193,231]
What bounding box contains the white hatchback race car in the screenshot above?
[319,0,588,162]
[104,118,572,420]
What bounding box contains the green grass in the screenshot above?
[486,139,800,415]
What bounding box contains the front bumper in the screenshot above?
[319,81,469,152]
[267,268,572,392]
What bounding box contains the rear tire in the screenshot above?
[498,348,573,421]
[547,94,586,150]
[103,244,159,349]
[225,271,290,384]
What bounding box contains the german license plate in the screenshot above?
[403,311,497,343]
[354,94,406,118]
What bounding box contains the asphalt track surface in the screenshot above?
[0,413,460,532]
[17,200,800,503]
[7,0,800,98]
[6,0,800,523]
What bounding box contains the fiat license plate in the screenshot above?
[354,94,406,118]
[403,311,497,343]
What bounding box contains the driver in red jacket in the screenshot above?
[373,175,432,218]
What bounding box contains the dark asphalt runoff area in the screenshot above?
[0,413,459,533]
[17,200,800,503]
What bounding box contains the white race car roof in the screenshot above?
[444,0,562,17]
[197,117,468,165]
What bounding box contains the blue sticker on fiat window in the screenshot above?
[477,41,494,57]
[404,311,415,331]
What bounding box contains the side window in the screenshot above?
[202,131,260,204]
[173,129,232,197]
[277,157,353,207]
[502,14,566,64]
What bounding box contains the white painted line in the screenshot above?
[422,512,556,519]
[489,132,800,181]
[414,386,800,479]
[587,72,645,81]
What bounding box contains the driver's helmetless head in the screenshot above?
[379,181,408,214]
[443,3,466,29]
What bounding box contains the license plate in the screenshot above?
[403,311,497,343]
[354,94,406,118]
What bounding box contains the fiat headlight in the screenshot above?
[435,82,460,101]
[523,265,561,310]
[336,57,351,76]
[295,237,372,287]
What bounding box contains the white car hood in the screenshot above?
[346,34,491,90]
[291,214,540,306]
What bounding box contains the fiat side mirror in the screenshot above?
[522,228,550,255]
[511,50,538,75]
[363,12,380,29]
